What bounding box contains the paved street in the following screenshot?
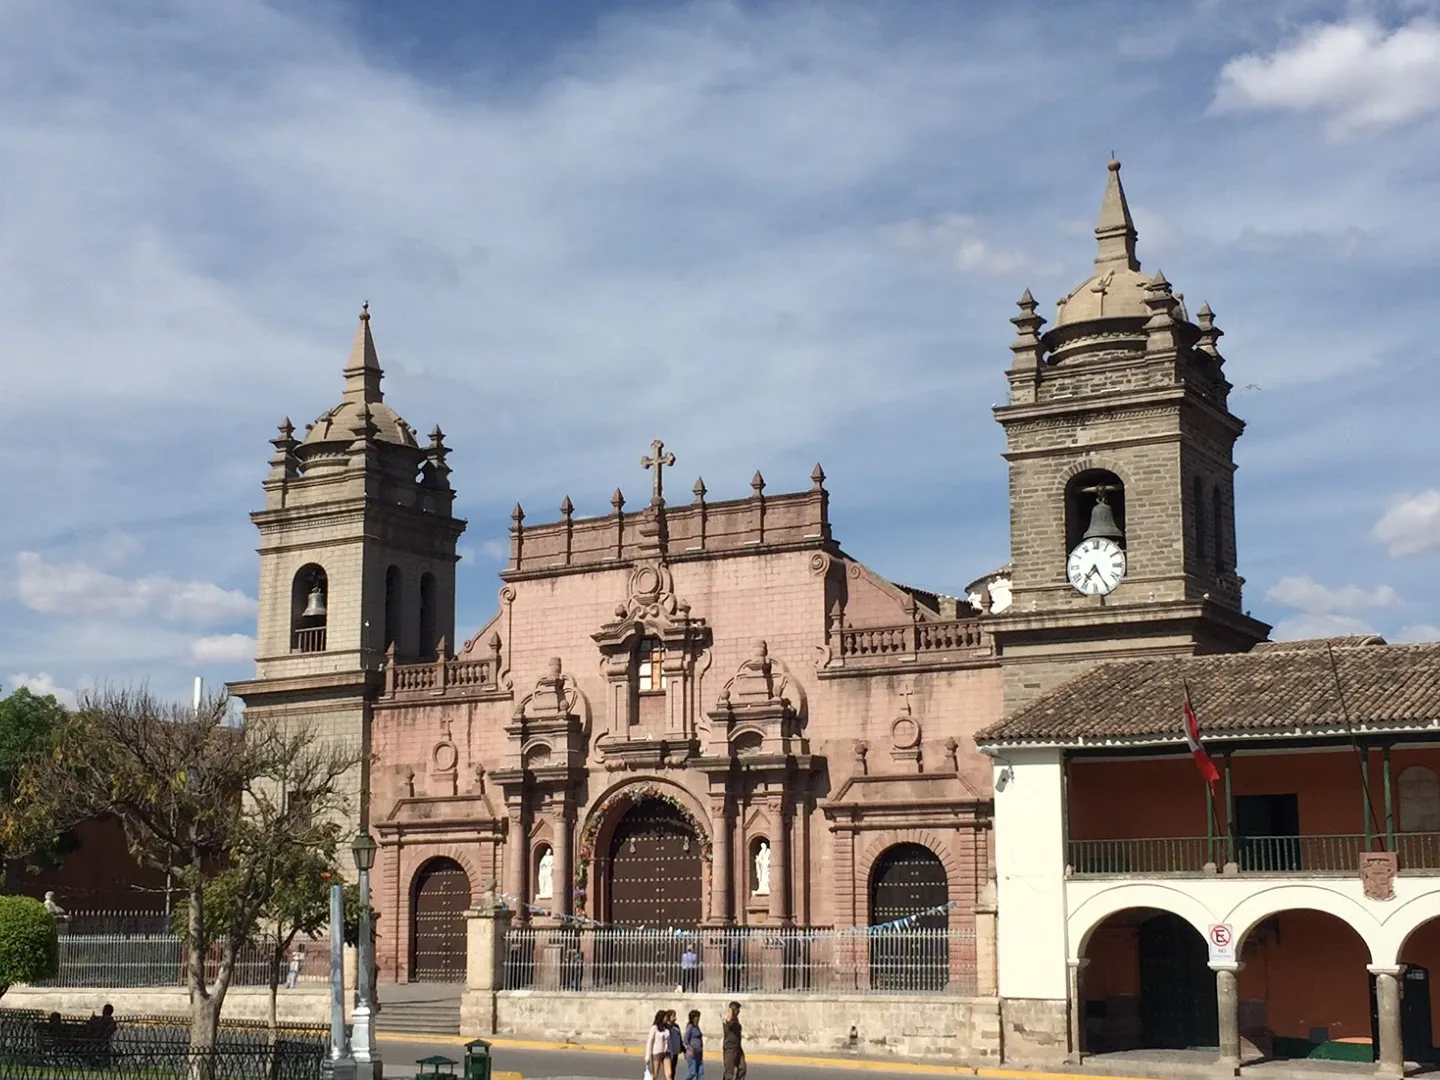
[376,1034,981,1080]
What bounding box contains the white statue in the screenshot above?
[753,841,771,896]
[536,848,554,900]
[43,891,67,919]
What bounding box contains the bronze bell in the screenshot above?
[1083,497,1124,540]
[301,585,328,620]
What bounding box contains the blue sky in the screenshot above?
[1,0,1438,706]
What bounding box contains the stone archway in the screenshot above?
[607,799,704,929]
[410,856,471,982]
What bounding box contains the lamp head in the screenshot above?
[351,830,377,872]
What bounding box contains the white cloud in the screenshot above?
[190,634,257,663]
[883,215,1062,277]
[1373,490,1440,557]
[16,552,256,624]
[1266,574,1403,615]
[1212,17,1440,137]
[5,672,77,708]
[478,539,509,561]
[1397,624,1440,643]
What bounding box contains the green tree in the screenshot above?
[0,686,357,1076]
[0,895,59,999]
[0,685,74,879]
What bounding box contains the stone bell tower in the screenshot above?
[990,161,1269,716]
[229,306,467,828]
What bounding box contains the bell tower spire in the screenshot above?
[1094,158,1139,272]
[342,302,384,406]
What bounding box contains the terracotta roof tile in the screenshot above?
[976,640,1440,747]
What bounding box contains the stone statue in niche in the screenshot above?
[753,840,771,896]
[536,848,555,900]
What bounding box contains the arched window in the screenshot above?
[1065,469,1126,556]
[290,564,328,653]
[637,637,667,692]
[418,572,437,661]
[384,565,403,654]
[1399,766,1440,833]
[1212,487,1226,572]
[1192,477,1207,565]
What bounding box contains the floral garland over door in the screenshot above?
[574,782,713,916]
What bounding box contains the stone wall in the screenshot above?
[999,997,1071,1064]
[0,985,334,1026]
[486,989,1001,1061]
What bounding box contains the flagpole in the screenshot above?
[1183,679,1226,860]
[1327,642,1382,850]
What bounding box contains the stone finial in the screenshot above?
[1143,269,1179,352]
[547,656,563,677]
[277,417,295,440]
[429,424,446,445]
[611,488,625,513]
[979,586,994,615]
[692,477,707,504]
[753,639,769,661]
[614,602,628,618]
[1094,157,1139,272]
[560,495,574,518]
[511,502,525,525]
[811,463,826,492]
[854,740,869,775]
[751,471,766,496]
[1196,301,1225,358]
[342,302,385,406]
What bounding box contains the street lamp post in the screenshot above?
[351,830,382,1080]
[322,883,355,1080]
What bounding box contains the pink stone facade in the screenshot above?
[370,457,1002,982]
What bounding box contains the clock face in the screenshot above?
[1067,537,1126,596]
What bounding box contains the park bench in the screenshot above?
[32,1016,117,1068]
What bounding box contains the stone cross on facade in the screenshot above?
[898,683,915,715]
[641,439,677,506]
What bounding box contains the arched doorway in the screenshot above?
[868,842,949,991]
[1391,917,1440,1064]
[1236,909,1372,1061]
[606,799,703,928]
[410,857,471,982]
[1081,908,1216,1053]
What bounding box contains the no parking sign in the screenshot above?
[1208,923,1235,964]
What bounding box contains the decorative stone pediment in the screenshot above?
[381,789,504,834]
[592,561,709,652]
[505,658,590,776]
[820,754,987,833]
[708,641,809,760]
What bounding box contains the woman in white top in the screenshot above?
[645,1009,670,1080]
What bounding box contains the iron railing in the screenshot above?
[1068,832,1440,875]
[0,1011,325,1079]
[38,934,333,989]
[501,926,977,996]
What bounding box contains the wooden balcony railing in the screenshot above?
[291,626,326,653]
[835,618,990,664]
[1068,833,1440,876]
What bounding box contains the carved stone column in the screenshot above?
[557,803,573,919]
[710,798,732,924]
[504,806,526,920]
[1213,964,1241,1073]
[1371,966,1405,1079]
[767,796,791,925]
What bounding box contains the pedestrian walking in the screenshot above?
[644,1009,670,1080]
[682,1008,705,1080]
[721,1001,746,1080]
[285,949,302,990]
[666,1009,683,1080]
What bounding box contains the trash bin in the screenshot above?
[463,1038,493,1080]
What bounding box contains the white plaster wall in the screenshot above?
[993,749,1068,1000]
[1066,873,1440,968]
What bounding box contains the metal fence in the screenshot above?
[501,926,977,996]
[39,934,334,989]
[0,1011,325,1079]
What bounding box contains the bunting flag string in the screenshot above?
[496,893,960,935]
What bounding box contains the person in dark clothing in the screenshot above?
[665,1009,684,1080]
[683,1009,705,1080]
[721,1001,746,1080]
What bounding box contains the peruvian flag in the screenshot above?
[1182,684,1221,789]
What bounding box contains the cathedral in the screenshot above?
[230,159,1265,986]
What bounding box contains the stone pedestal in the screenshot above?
[1213,964,1241,1074]
[459,896,514,1038]
[1370,966,1404,1079]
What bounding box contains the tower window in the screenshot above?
[419,572,438,662]
[637,637,667,693]
[1193,476,1207,565]
[291,564,328,653]
[384,565,403,654]
[1212,487,1226,572]
[1064,469,1126,556]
